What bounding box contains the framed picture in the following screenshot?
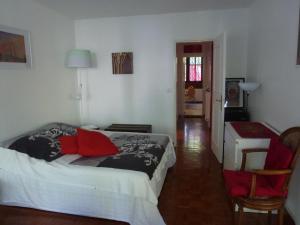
[112,52,133,74]
[225,78,245,108]
[297,8,300,65]
[0,25,32,68]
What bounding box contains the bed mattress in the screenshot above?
[0,130,176,225]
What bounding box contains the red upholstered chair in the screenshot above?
[223,127,300,225]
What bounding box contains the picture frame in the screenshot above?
[112,52,133,74]
[0,25,32,68]
[225,78,245,108]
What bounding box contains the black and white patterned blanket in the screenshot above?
[5,123,170,179]
[72,134,169,179]
[6,123,77,161]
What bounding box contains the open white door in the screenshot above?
[211,33,226,163]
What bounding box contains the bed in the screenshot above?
[0,123,176,225]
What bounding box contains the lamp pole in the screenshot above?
[66,49,92,126]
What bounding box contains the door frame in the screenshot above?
[175,41,214,128]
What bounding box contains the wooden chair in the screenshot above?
[223,127,300,225]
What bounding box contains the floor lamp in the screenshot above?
[66,49,92,125]
[239,82,260,111]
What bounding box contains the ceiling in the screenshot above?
[34,0,254,20]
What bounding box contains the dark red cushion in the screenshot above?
[59,135,78,154]
[223,170,287,197]
[77,128,119,157]
[264,138,294,190]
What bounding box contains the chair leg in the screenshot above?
[232,201,236,225]
[277,207,284,225]
[268,211,272,225]
[237,205,243,225]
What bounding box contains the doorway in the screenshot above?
[176,41,213,128]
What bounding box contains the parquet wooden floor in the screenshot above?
[0,118,295,225]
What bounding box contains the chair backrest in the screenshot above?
[264,127,300,192]
[279,127,300,169]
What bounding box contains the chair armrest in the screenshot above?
[240,148,269,171]
[242,148,269,154]
[252,169,292,176]
[249,169,292,198]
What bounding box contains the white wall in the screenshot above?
[0,0,79,142]
[247,0,300,223]
[75,9,248,140]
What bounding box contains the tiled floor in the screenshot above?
[0,118,295,225]
[160,117,233,225]
[171,118,294,225]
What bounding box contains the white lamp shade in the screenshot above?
[239,82,260,92]
[66,49,92,68]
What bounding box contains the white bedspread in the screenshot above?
[0,131,176,225]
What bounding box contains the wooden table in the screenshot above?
[104,124,152,133]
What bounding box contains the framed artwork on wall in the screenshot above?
[0,25,32,68]
[112,52,133,74]
[225,78,245,108]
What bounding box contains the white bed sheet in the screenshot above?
[0,131,176,225]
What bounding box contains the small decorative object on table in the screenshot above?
[105,124,152,133]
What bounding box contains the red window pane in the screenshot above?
[189,64,202,81]
[189,65,196,81]
[196,65,202,81]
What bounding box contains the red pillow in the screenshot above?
[77,128,119,157]
[59,135,78,154]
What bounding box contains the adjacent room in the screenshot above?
[0,0,300,225]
